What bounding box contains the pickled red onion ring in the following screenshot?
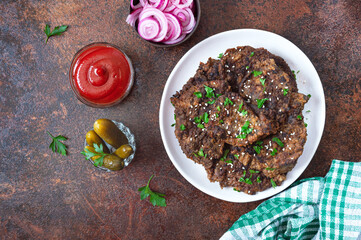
[126,0,196,44]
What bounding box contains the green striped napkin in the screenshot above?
[221,160,361,240]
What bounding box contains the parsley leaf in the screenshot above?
[249,169,260,174]
[220,149,230,161]
[270,179,277,188]
[81,143,110,167]
[180,124,186,130]
[256,98,269,108]
[283,88,289,96]
[270,148,278,156]
[256,176,262,183]
[197,149,205,157]
[272,137,284,147]
[219,119,224,124]
[204,85,215,98]
[307,94,311,98]
[197,124,204,129]
[171,123,175,127]
[194,116,201,124]
[218,53,223,58]
[44,24,68,43]
[194,92,202,98]
[306,110,311,113]
[207,99,216,104]
[250,52,254,57]
[236,121,253,139]
[260,78,266,86]
[245,66,250,70]
[202,112,209,123]
[304,123,308,127]
[233,188,241,192]
[138,175,166,207]
[252,70,263,77]
[292,70,296,80]
[47,131,68,156]
[239,177,252,185]
[240,109,248,116]
[266,167,276,171]
[253,145,262,154]
[238,103,243,112]
[225,160,233,164]
[224,97,234,106]
[297,115,302,120]
[217,106,221,111]
[234,154,239,159]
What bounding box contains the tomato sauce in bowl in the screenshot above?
[69,43,134,107]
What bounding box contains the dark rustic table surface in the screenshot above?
[1,0,360,239]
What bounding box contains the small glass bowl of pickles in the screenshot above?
[83,119,136,172]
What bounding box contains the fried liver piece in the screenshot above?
[205,92,276,147]
[171,80,230,168]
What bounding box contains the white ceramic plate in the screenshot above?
[159,29,326,203]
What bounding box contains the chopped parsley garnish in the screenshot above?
[292,70,296,80]
[240,110,248,116]
[256,141,263,145]
[260,78,266,86]
[252,70,263,77]
[138,175,166,207]
[225,160,233,164]
[307,94,311,98]
[215,113,219,118]
[250,52,254,57]
[266,167,276,171]
[233,188,241,192]
[220,149,230,161]
[239,177,252,185]
[219,120,224,124]
[256,98,269,108]
[174,114,176,120]
[297,115,302,120]
[194,116,201,123]
[272,137,284,147]
[297,70,300,74]
[194,92,202,98]
[270,148,277,156]
[216,93,222,98]
[180,124,186,130]
[171,123,175,127]
[197,124,204,129]
[304,123,308,127]
[283,89,289,96]
[204,85,214,98]
[207,99,216,104]
[306,110,311,113]
[238,102,243,112]
[256,176,262,183]
[236,121,253,139]
[203,112,209,123]
[234,154,239,159]
[217,106,221,111]
[218,53,223,58]
[253,145,262,154]
[224,97,234,106]
[270,179,277,188]
[245,66,250,70]
[243,170,246,177]
[197,149,205,157]
[249,169,260,174]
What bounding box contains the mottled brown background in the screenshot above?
[0,0,360,239]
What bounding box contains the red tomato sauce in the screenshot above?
[71,44,132,105]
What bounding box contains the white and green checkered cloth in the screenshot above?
[221,160,361,240]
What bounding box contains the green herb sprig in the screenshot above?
[138,175,166,207]
[47,131,68,156]
[256,98,269,108]
[81,143,110,167]
[44,24,68,43]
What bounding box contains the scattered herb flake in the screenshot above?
[194,92,202,98]
[233,188,241,192]
[283,88,289,96]
[217,106,221,111]
[204,85,215,98]
[240,109,248,116]
[250,52,254,57]
[253,145,262,154]
[260,78,266,86]
[292,70,296,80]
[234,154,239,159]
[44,24,68,43]
[252,70,263,77]
[197,149,205,157]
[297,115,302,120]
[202,112,209,124]
[218,53,223,58]
[249,169,260,174]
[271,148,278,156]
[270,179,277,188]
[245,66,250,70]
[215,113,219,118]
[197,124,204,129]
[238,103,243,112]
[219,120,224,124]
[256,141,263,146]
[207,99,216,104]
[256,176,261,183]
[225,160,233,164]
[304,123,308,127]
[216,93,222,98]
[272,137,284,147]
[180,124,186,130]
[256,98,269,108]
[307,94,311,98]
[194,116,201,124]
[171,123,175,127]
[224,97,234,106]
[266,167,276,171]
[47,131,68,156]
[306,110,311,113]
[220,149,230,161]
[138,175,166,207]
